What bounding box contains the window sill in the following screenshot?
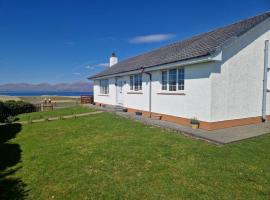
[127,91,143,94]
[98,94,109,96]
[157,92,186,95]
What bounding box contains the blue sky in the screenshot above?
[0,0,269,84]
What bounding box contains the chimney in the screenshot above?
[109,52,118,67]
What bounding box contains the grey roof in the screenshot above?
[90,12,270,79]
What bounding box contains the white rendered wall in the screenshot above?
[110,62,217,122]
[150,62,218,122]
[210,19,270,122]
[118,74,150,111]
[93,78,117,105]
[93,62,218,122]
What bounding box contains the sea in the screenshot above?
[0,91,93,97]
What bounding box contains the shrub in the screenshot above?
[4,100,35,115]
[0,101,6,122]
[5,116,16,124]
[0,100,36,123]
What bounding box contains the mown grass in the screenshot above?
[17,106,95,121]
[1,112,270,199]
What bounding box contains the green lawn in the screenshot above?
[1,111,270,199]
[17,106,95,121]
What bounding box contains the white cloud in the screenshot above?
[97,63,109,67]
[85,65,93,69]
[129,34,175,44]
[85,63,109,70]
[72,72,81,75]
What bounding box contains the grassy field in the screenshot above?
[0,95,81,108]
[17,106,95,121]
[19,96,80,103]
[0,110,270,199]
[20,96,81,108]
[0,95,21,101]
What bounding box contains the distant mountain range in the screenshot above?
[0,82,93,92]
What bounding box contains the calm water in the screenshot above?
[0,91,93,96]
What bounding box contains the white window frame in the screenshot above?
[130,74,142,91]
[161,67,185,92]
[100,79,109,94]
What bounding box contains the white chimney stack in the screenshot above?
[109,52,118,67]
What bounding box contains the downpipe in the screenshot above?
[144,70,152,118]
[262,40,269,122]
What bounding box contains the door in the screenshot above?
[116,78,124,105]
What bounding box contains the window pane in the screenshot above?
[134,75,138,91]
[133,74,142,91]
[100,79,109,94]
[178,68,185,90]
[130,76,134,90]
[105,79,109,94]
[169,69,176,91]
[138,74,142,90]
[162,71,167,90]
[100,80,102,93]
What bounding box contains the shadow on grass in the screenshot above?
[0,123,28,199]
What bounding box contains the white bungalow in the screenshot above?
[89,12,270,130]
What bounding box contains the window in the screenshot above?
[161,67,185,91]
[130,76,134,90]
[100,79,109,94]
[169,69,177,91]
[130,74,142,91]
[178,68,185,90]
[162,71,167,90]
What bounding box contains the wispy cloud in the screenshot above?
[97,63,109,67]
[85,63,109,70]
[64,41,75,45]
[129,34,175,44]
[72,72,81,76]
[85,65,93,69]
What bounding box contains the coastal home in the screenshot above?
[89,12,270,130]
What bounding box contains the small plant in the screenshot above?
[190,118,200,125]
[190,118,200,129]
